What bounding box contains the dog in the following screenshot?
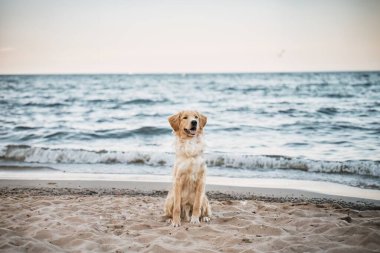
[164,110,212,227]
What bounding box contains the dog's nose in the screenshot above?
[191,120,197,126]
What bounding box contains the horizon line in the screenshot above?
[1,69,380,76]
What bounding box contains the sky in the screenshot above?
[0,0,380,74]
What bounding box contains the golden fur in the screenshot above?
[164,110,211,227]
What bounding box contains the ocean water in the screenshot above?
[1,72,379,189]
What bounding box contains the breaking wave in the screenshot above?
[1,145,379,178]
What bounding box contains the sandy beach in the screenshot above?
[1,185,379,253]
[1,1,380,251]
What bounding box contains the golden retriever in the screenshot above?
[164,110,212,227]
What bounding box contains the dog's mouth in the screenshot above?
[184,127,197,136]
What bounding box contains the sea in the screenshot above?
[1,72,379,189]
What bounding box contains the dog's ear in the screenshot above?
[198,112,207,129]
[168,112,181,132]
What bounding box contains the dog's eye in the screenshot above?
[195,116,198,119]
[183,116,188,119]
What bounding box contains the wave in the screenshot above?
[90,127,170,138]
[0,145,171,166]
[1,145,379,178]
[7,127,171,142]
[23,102,66,107]
[13,126,41,131]
[317,107,338,115]
[324,94,355,98]
[207,154,380,177]
[122,98,169,105]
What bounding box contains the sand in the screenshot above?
[0,187,379,253]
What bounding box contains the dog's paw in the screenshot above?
[172,222,181,227]
[171,218,181,227]
[202,217,211,223]
[190,216,200,224]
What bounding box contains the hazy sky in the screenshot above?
[1,0,380,74]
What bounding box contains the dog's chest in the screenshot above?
[175,154,206,183]
[174,137,206,181]
[175,137,204,157]
[176,156,204,176]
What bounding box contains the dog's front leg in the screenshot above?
[190,173,205,224]
[172,174,184,227]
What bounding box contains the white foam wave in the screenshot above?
[1,145,379,177]
[206,154,380,177]
[0,145,173,167]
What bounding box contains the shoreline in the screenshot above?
[1,171,379,209]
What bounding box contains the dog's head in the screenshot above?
[168,110,207,139]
